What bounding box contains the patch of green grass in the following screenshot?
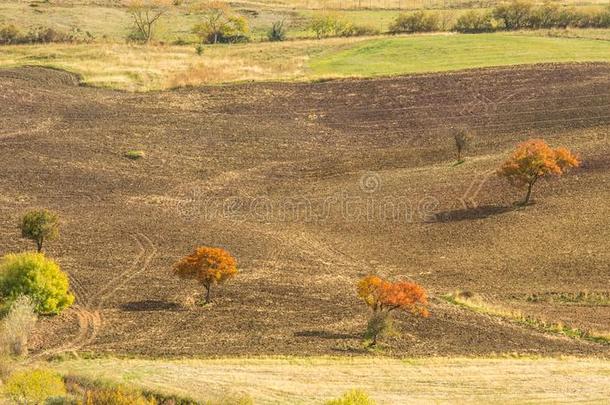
[526,291,610,306]
[443,291,610,345]
[124,150,145,160]
[309,33,610,77]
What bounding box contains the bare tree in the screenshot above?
[453,128,473,163]
[126,0,172,43]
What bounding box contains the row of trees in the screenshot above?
[171,246,429,347]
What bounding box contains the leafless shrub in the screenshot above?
[1,296,37,357]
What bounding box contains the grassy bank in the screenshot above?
[51,356,610,404]
[1,31,609,91]
[309,33,610,77]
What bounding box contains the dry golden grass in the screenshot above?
[0,38,366,91]
[53,356,610,404]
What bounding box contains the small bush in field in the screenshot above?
[310,14,338,38]
[268,20,287,41]
[4,369,66,404]
[124,150,145,160]
[0,24,21,44]
[338,23,379,37]
[389,11,440,33]
[0,252,74,315]
[1,296,37,356]
[83,386,157,405]
[325,389,376,405]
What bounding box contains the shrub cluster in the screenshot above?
[389,11,440,34]
[454,1,610,33]
[0,25,93,45]
[4,369,66,404]
[389,2,610,35]
[453,10,500,33]
[309,14,379,39]
[193,15,249,44]
[493,1,610,30]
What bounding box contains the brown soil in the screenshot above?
[1,63,609,357]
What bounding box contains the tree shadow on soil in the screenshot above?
[121,300,183,312]
[294,330,360,340]
[434,204,519,222]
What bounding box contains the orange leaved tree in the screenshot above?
[357,275,429,346]
[173,247,238,304]
[497,139,580,205]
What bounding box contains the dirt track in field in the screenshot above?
[0,64,609,357]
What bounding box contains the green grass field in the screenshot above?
[51,356,610,404]
[309,33,610,77]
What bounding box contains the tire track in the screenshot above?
[37,233,156,358]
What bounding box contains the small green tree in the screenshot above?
[192,1,249,44]
[0,253,74,315]
[309,14,340,39]
[4,369,66,404]
[20,209,59,253]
